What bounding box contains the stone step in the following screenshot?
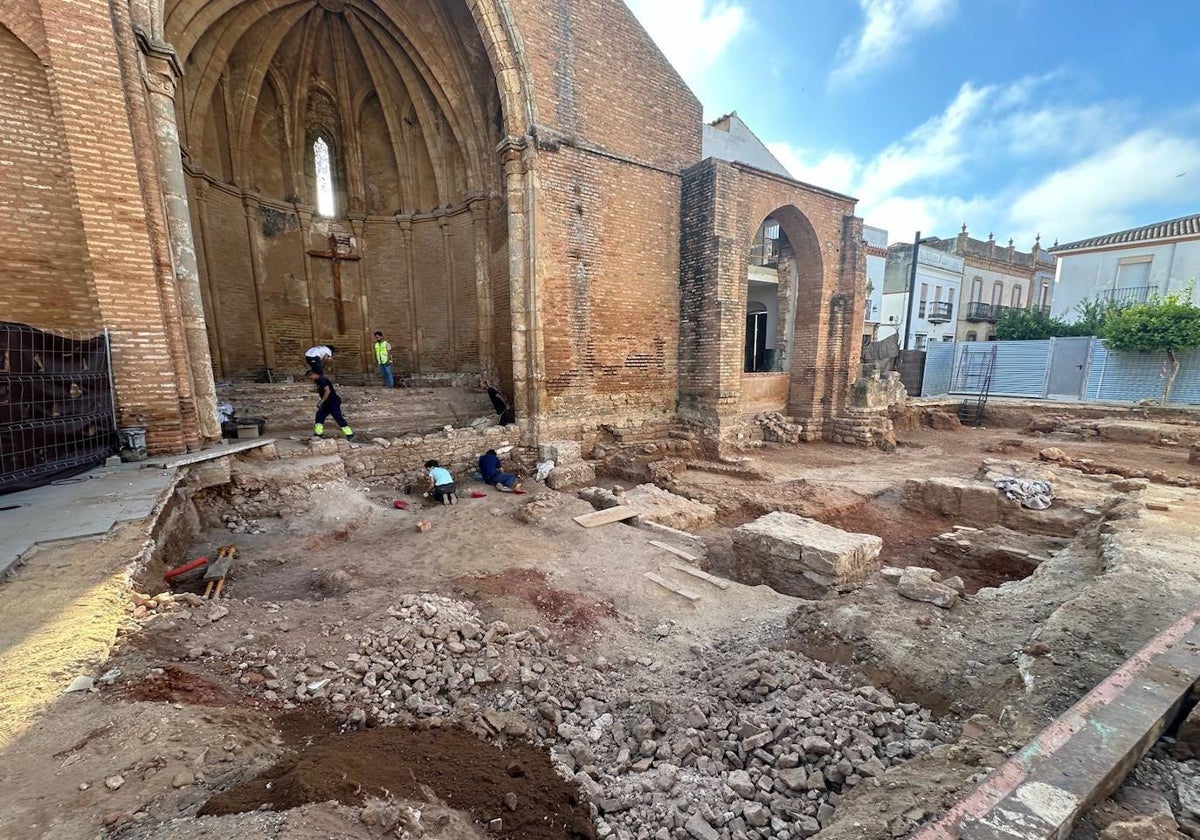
[913,603,1200,840]
[216,382,494,436]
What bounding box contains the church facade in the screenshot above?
[2,0,866,452]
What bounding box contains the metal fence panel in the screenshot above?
[951,340,1051,398]
[1085,340,1200,405]
[921,342,955,396]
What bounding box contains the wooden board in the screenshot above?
[643,571,701,602]
[649,539,700,564]
[573,506,639,528]
[670,561,731,591]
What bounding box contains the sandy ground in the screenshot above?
[1,415,1198,839]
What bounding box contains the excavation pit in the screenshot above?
[199,723,595,840]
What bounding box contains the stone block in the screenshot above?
[896,567,959,609]
[620,484,716,531]
[546,462,596,490]
[539,440,582,465]
[731,512,883,598]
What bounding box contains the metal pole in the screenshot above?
[902,231,921,350]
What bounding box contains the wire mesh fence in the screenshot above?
[0,322,116,494]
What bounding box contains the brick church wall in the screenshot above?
[1,1,196,453]
[506,0,703,438]
[0,22,98,332]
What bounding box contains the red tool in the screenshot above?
[393,499,408,510]
[470,490,487,499]
[164,556,207,581]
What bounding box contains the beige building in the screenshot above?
[924,226,1056,341]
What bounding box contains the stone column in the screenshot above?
[500,138,534,435]
[242,195,275,369]
[141,39,220,439]
[469,196,494,377]
[396,215,420,377]
[190,180,229,378]
[438,212,457,370]
[297,207,320,347]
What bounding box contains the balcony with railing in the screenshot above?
[965,301,997,322]
[1102,285,1155,306]
[926,300,953,323]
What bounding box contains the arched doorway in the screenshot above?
[740,206,825,414]
[168,0,513,384]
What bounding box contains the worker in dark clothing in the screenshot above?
[480,378,516,425]
[478,448,520,492]
[308,370,354,440]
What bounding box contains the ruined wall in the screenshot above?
[187,181,498,382]
[0,1,202,453]
[506,0,703,438]
[679,159,865,435]
[0,22,98,332]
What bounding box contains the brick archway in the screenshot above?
[680,159,864,435]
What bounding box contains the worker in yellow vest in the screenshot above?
[372,330,394,388]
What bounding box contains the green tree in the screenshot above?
[1102,283,1200,404]
[994,296,1125,341]
[994,306,1059,340]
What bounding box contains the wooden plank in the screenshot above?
[574,506,639,528]
[643,571,701,602]
[150,438,273,469]
[670,561,731,591]
[649,539,700,564]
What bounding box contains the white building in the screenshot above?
[702,112,792,178]
[880,242,964,349]
[1049,213,1200,319]
[863,225,888,336]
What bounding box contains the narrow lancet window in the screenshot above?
[314,137,335,217]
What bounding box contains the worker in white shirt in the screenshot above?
[304,345,333,375]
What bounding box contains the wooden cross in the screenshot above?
[307,232,361,334]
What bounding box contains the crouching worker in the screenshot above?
[479,448,521,492]
[308,370,354,440]
[424,460,457,505]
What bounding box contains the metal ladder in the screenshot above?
[957,344,997,427]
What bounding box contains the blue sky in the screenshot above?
[624,0,1200,246]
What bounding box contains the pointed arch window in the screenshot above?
[313,136,336,217]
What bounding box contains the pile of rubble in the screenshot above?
[224,594,951,839]
[755,413,808,446]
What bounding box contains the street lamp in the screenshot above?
[902,231,939,351]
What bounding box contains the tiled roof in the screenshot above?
[1050,213,1200,253]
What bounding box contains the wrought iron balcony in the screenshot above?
[1102,285,1154,306]
[965,301,996,322]
[926,300,953,323]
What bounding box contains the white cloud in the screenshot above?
[1009,130,1200,243]
[856,82,989,199]
[832,0,958,85]
[763,76,1200,247]
[767,143,860,194]
[623,0,748,102]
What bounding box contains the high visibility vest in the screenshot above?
[373,341,391,364]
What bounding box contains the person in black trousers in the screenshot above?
[480,378,516,425]
[308,371,354,440]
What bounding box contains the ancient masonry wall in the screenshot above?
[0,1,202,454]
[679,158,867,439]
[507,0,703,441]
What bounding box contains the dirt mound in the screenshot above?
[120,666,236,707]
[198,726,594,840]
[453,568,616,634]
